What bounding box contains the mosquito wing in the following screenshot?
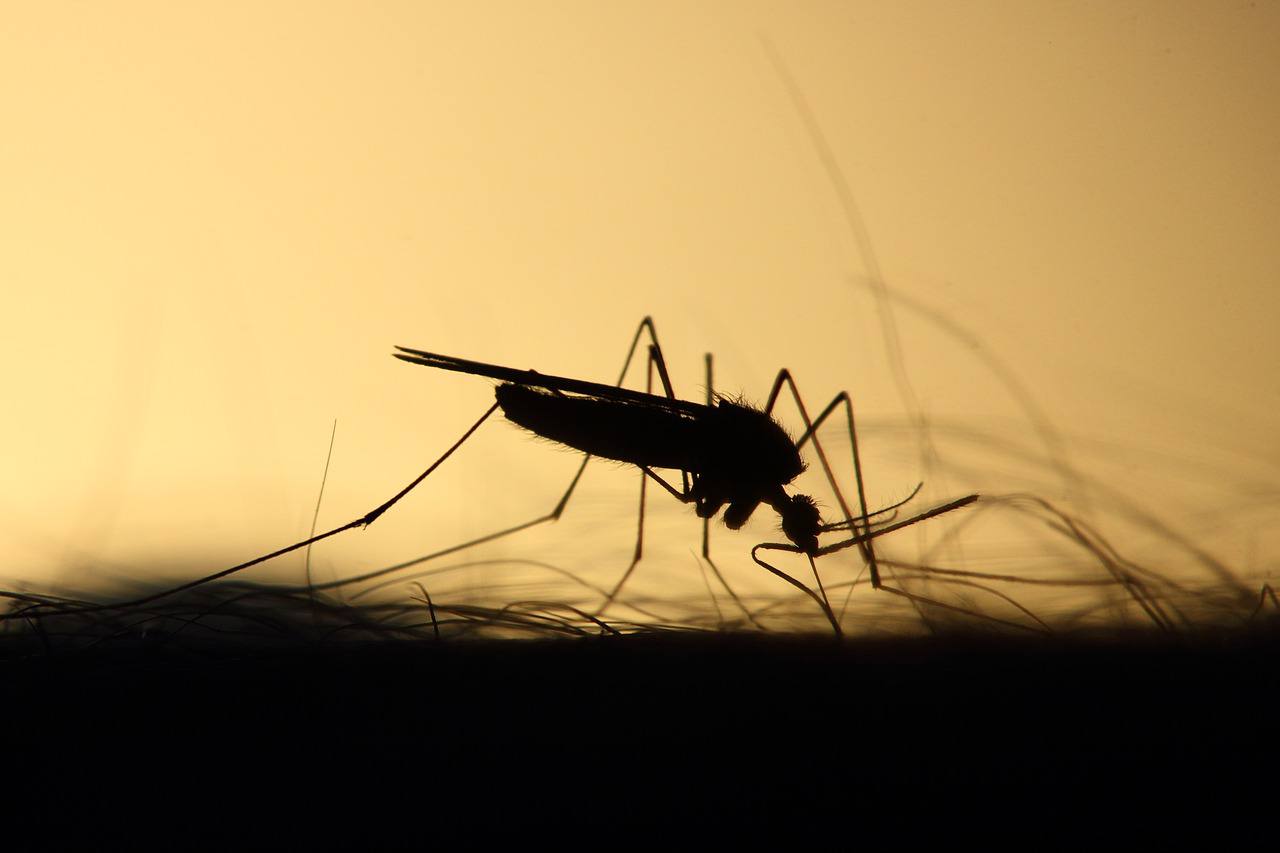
[393,346,706,415]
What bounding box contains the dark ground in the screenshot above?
[3,626,1275,849]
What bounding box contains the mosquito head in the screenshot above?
[774,492,821,556]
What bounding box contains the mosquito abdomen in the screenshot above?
[495,383,700,471]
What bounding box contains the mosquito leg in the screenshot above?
[751,544,842,637]
[5,402,504,620]
[752,496,978,635]
[359,403,499,527]
[101,319,682,618]
[764,370,879,588]
[597,477,648,616]
[815,494,979,559]
[596,335,677,617]
[702,352,713,558]
[357,317,683,612]
[637,320,691,497]
[1249,583,1279,622]
[695,351,765,630]
[598,341,763,626]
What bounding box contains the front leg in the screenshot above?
[639,466,696,504]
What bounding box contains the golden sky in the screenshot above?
[2,2,1276,629]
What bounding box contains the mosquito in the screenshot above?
[383,316,976,634]
[0,316,975,635]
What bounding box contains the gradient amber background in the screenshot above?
[2,2,1276,628]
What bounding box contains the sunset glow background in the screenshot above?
[3,1,1276,633]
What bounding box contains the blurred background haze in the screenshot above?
[2,1,1276,632]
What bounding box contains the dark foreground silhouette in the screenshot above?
[2,617,1274,848]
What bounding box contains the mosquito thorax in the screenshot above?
[706,399,806,487]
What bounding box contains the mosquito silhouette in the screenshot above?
[0,317,975,635]
[380,317,976,633]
